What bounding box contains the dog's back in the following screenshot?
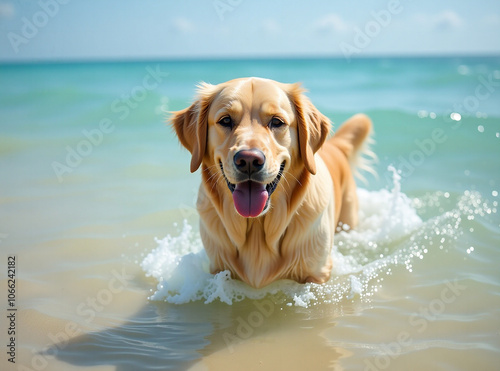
[319,114,375,229]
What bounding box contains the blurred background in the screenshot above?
[1,0,499,62]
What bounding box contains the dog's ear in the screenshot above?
[170,83,218,173]
[289,84,331,175]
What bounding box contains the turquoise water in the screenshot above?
[2,57,499,244]
[1,57,500,370]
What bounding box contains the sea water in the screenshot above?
[140,166,493,308]
[1,56,499,370]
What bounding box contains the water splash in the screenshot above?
[140,168,495,307]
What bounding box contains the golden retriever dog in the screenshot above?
[171,77,373,288]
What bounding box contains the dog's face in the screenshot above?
[207,78,297,218]
[172,77,330,218]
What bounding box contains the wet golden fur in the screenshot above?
[171,77,373,288]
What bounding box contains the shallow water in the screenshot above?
[1,57,500,370]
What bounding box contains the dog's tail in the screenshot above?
[330,113,377,183]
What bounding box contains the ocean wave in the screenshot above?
[140,167,496,308]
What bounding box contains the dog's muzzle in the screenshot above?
[219,158,285,218]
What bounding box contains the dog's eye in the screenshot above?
[217,116,233,129]
[269,117,285,129]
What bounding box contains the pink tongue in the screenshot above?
[232,181,268,218]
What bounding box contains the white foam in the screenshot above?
[140,167,480,307]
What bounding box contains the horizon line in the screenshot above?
[1,52,499,66]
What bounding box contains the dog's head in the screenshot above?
[171,77,330,218]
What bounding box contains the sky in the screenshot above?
[0,0,499,62]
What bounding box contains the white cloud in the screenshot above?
[261,19,281,34]
[433,10,463,30]
[314,13,350,34]
[171,17,196,34]
[413,10,464,31]
[0,2,14,19]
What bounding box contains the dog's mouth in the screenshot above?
[219,161,285,218]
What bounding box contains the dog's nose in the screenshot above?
[234,149,266,175]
